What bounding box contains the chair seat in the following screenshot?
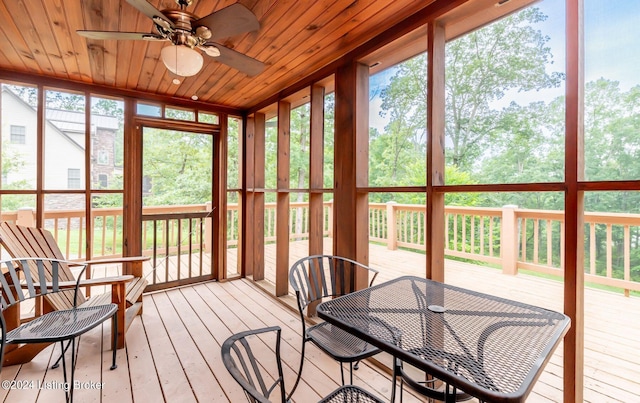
[6,304,118,344]
[307,321,379,361]
[319,385,385,403]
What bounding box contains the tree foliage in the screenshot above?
[142,129,213,206]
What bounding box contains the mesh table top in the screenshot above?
[316,276,570,403]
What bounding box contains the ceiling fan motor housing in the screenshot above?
[161,9,211,48]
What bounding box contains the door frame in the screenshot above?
[121,114,227,289]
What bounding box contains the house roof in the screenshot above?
[46,109,118,133]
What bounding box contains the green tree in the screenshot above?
[445,7,563,171]
[142,129,213,206]
[373,54,427,189]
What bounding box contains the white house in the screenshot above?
[1,87,120,194]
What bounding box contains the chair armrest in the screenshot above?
[29,275,134,290]
[68,256,150,266]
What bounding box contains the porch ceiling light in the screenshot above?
[161,44,203,77]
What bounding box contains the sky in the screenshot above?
[369,0,640,132]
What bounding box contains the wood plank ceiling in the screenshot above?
[0,0,439,110]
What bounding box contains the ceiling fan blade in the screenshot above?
[193,4,259,41]
[202,43,265,77]
[77,30,166,41]
[126,0,174,29]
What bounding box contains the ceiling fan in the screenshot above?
[77,0,264,77]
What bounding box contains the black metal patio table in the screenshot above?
[316,276,570,403]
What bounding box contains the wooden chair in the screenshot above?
[0,222,148,364]
[1,257,123,402]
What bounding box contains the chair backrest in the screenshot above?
[221,326,286,403]
[0,222,85,310]
[0,258,88,311]
[289,255,379,310]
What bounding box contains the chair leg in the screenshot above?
[285,339,306,401]
[391,357,400,403]
[111,314,118,370]
[70,337,77,403]
[353,359,360,370]
[60,341,70,402]
[340,363,345,385]
[51,340,72,369]
[349,362,353,384]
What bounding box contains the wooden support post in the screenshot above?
[123,98,143,299]
[334,61,369,291]
[253,113,266,281]
[243,116,256,277]
[214,114,228,280]
[426,22,446,283]
[501,205,519,275]
[386,201,397,250]
[309,84,325,256]
[275,101,290,296]
[564,0,585,400]
[16,208,36,227]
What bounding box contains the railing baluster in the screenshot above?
[624,224,630,297]
[590,223,596,275]
[606,224,613,279]
[533,219,539,264]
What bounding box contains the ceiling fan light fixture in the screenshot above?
[161,44,203,77]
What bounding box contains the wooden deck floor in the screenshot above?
[1,242,639,402]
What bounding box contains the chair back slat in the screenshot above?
[307,258,321,302]
[7,261,26,302]
[20,260,37,297]
[0,268,16,308]
[322,257,336,295]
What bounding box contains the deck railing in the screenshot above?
[6,201,640,295]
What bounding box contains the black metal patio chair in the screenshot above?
[221,326,385,403]
[0,257,121,402]
[288,255,381,398]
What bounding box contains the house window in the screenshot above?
[98,174,108,188]
[10,125,26,144]
[68,169,81,189]
[97,150,109,165]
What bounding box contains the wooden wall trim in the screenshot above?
[275,101,291,296]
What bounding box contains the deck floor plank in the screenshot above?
[143,294,197,403]
[123,316,165,403]
[151,290,227,402]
